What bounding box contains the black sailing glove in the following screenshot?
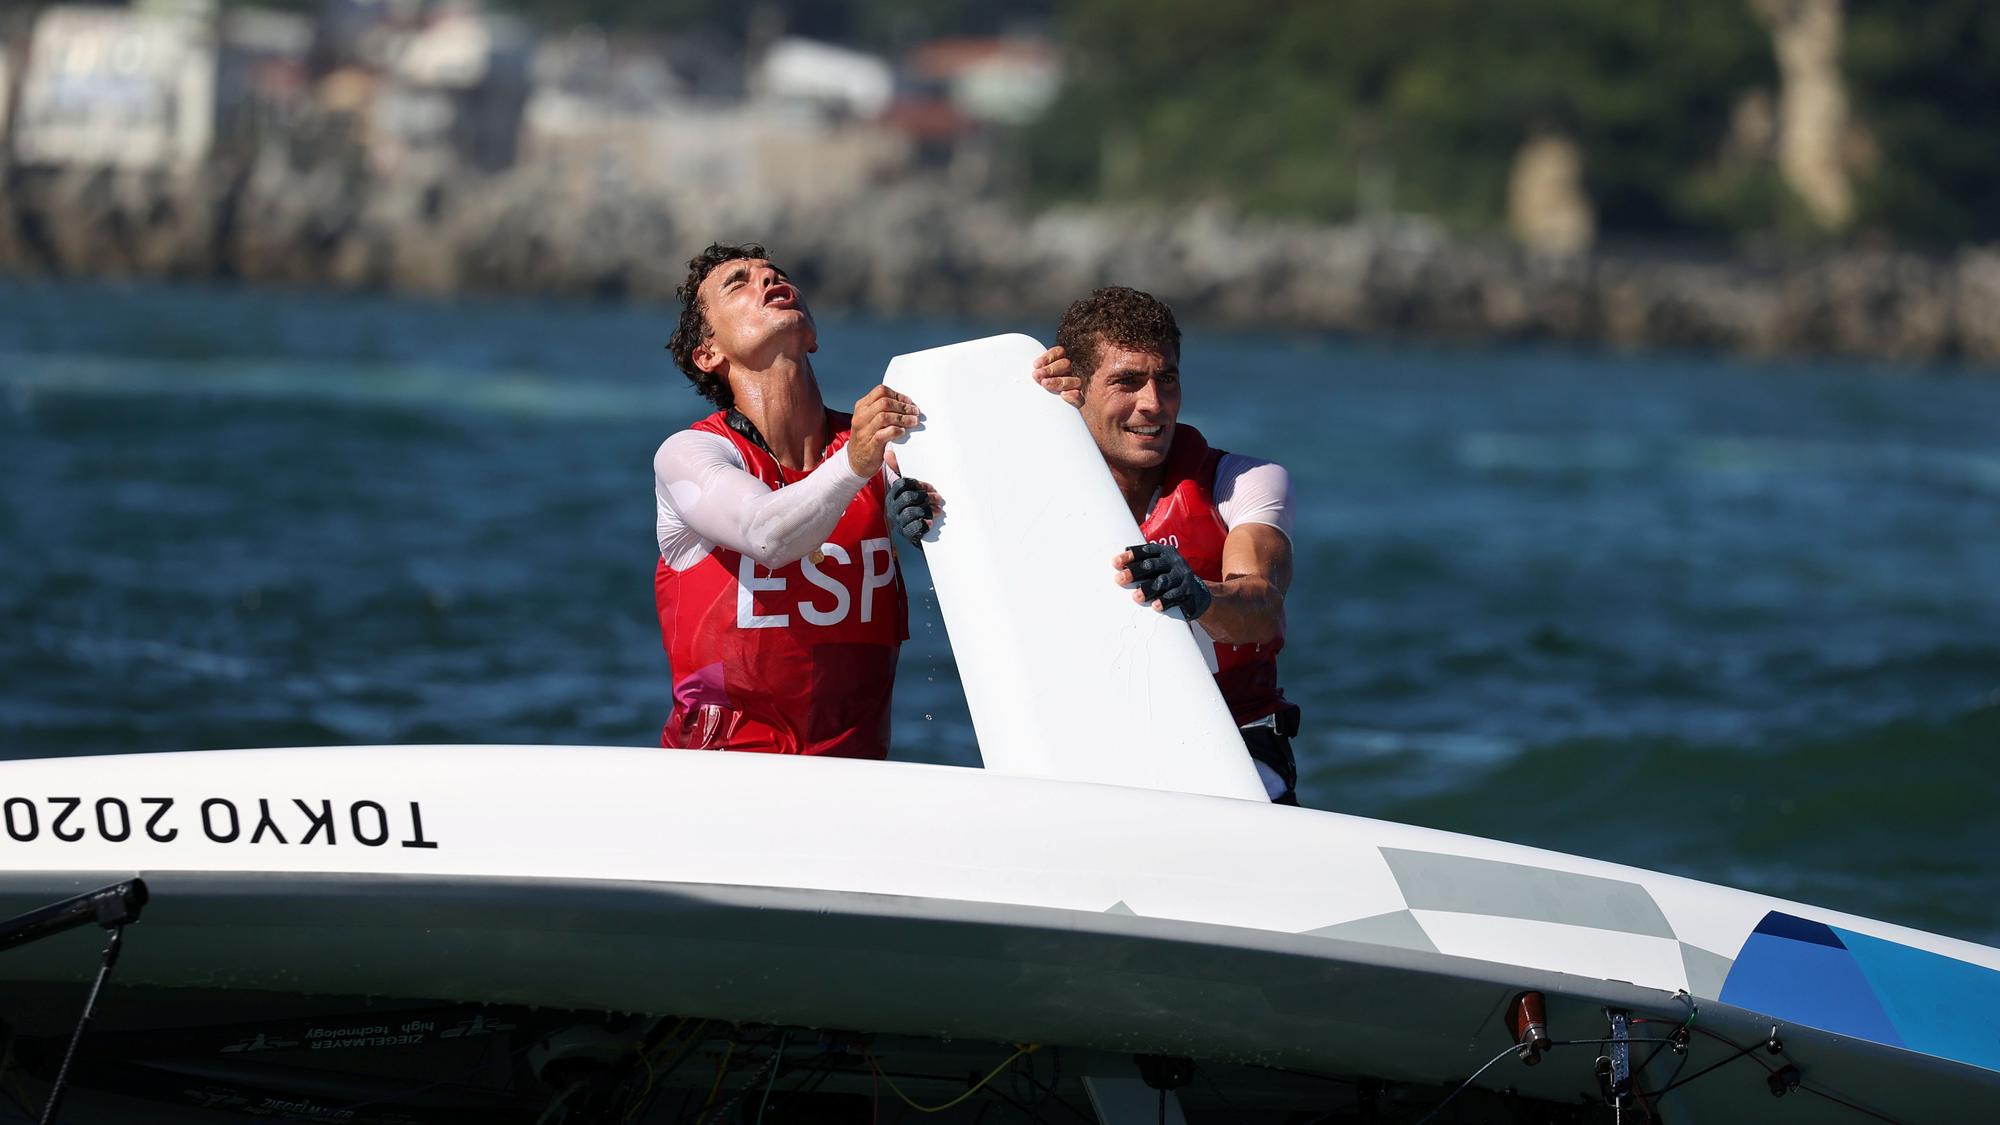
[887,476,936,545]
[1126,542,1213,620]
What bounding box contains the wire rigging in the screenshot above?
[752,1031,789,1125]
[865,1044,1039,1115]
[1404,1041,1528,1125]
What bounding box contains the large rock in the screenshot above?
[1752,0,1856,229]
[1508,132,1596,257]
[1955,249,2000,363]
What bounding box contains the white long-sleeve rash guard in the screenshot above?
[1210,453,1295,540]
[655,430,879,572]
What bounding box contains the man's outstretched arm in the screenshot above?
[1202,523,1291,645]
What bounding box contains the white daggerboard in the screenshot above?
[884,333,1267,800]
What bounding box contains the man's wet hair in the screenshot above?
[1054,286,1182,387]
[667,242,772,409]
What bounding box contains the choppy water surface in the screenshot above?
[3,280,1996,942]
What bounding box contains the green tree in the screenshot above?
[1027,0,1773,238]
[1845,0,2000,245]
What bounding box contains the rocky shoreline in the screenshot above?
[3,153,1996,366]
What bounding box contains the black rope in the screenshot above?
[1655,1041,1694,1097]
[36,925,126,1125]
[1654,1039,1763,1095]
[1799,1081,1908,1124]
[1631,1037,1677,1083]
[1670,1025,1908,1125]
[1402,1041,1525,1125]
[1295,1036,1699,1125]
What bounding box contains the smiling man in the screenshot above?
[1033,287,1302,803]
[653,242,937,758]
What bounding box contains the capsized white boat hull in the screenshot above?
[0,745,1995,1122]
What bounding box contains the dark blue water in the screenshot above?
[3,280,1997,943]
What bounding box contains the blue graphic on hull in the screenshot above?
[1720,912,2000,1074]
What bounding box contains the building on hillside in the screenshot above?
[904,37,1058,127]
[10,5,217,170]
[368,3,529,175]
[519,29,679,191]
[523,31,910,205]
[523,99,911,209]
[751,36,893,122]
[215,6,316,147]
[527,29,681,122]
[887,37,1060,193]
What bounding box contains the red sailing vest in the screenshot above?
[654,410,908,758]
[1138,423,1291,727]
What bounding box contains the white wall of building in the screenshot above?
[953,51,1059,125]
[521,100,909,207]
[12,7,217,170]
[753,37,892,119]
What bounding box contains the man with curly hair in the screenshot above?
[1033,287,1302,804]
[653,242,937,758]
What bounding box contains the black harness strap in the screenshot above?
[724,409,776,457]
